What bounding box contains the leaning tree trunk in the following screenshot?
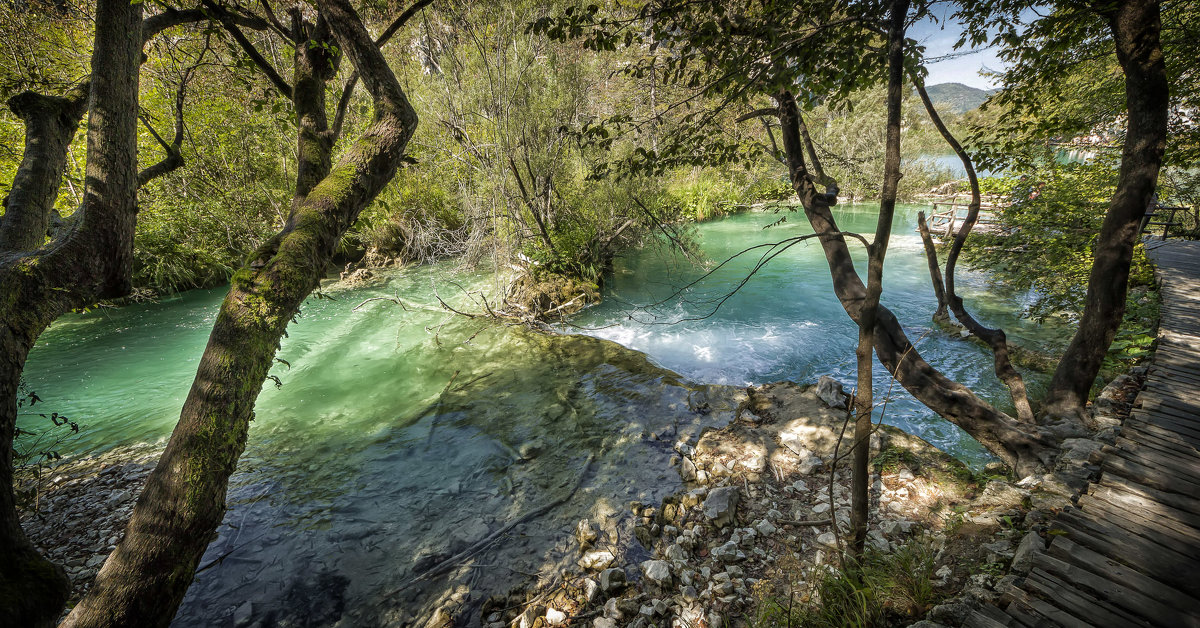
[775,91,1056,477]
[0,0,143,625]
[61,0,418,625]
[911,76,1038,425]
[1043,0,1169,419]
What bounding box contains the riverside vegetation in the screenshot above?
[2,0,1198,625]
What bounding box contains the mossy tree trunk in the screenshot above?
[0,0,143,624]
[775,93,1057,478]
[60,0,420,625]
[1043,0,1169,419]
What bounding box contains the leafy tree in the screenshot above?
[957,0,1172,419]
[60,0,423,624]
[0,3,216,623]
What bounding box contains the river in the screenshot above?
[19,203,1064,625]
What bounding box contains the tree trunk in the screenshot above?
[0,85,89,252]
[912,77,1037,425]
[916,211,949,321]
[0,0,143,625]
[850,0,908,557]
[1043,0,1168,419]
[61,1,419,624]
[776,91,1056,477]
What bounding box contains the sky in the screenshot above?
[908,7,1007,90]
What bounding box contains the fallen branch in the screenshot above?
[388,453,596,594]
[779,518,833,527]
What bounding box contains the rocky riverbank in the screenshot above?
[16,441,160,606]
[466,373,1144,628]
[15,370,1143,627]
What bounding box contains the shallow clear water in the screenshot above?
[572,204,1067,463]
[19,203,1063,625]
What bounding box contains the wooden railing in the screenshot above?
[1140,202,1193,240]
[924,194,1007,238]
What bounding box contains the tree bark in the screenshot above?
[60,0,419,624]
[916,211,949,321]
[850,0,908,558]
[776,90,1056,477]
[1043,0,1168,419]
[0,0,143,625]
[0,85,89,252]
[912,77,1037,424]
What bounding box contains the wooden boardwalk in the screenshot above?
[966,239,1200,628]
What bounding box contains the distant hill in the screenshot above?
[923,82,995,114]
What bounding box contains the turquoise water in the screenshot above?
[19,203,1063,624]
[574,204,1064,460]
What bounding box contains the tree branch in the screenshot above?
[204,0,293,99]
[331,0,433,140]
[912,73,1035,423]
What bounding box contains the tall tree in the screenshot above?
[1041,0,1169,418]
[0,0,143,623]
[61,0,422,624]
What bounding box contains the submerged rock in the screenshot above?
[579,550,616,571]
[599,568,626,594]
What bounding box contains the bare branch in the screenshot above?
[912,72,1035,423]
[203,0,293,99]
[736,107,778,123]
[257,0,292,40]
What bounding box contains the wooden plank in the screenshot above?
[964,611,1015,628]
[1152,368,1200,385]
[1148,359,1200,379]
[1099,472,1200,518]
[1121,423,1199,456]
[1130,413,1200,447]
[1114,434,1200,469]
[976,603,1024,627]
[1134,405,1200,433]
[1104,442,1200,481]
[1130,408,1200,440]
[1137,388,1200,413]
[1145,366,1200,386]
[1145,371,1200,390]
[1001,599,1055,628]
[1148,362,1200,382]
[1140,382,1200,408]
[1126,415,1200,447]
[1006,586,1092,628]
[1089,482,1200,531]
[1054,510,1200,598]
[1046,536,1200,625]
[1132,409,1200,437]
[1077,494,1200,559]
[1025,565,1153,627]
[1138,393,1200,418]
[1101,450,1200,496]
[1119,428,1200,462]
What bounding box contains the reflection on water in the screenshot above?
[21,203,1063,624]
